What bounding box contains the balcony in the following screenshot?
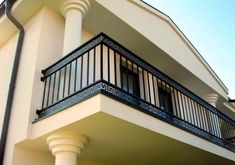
[36,33,235,152]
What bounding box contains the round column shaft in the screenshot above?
[55,152,77,165]
[60,0,91,56]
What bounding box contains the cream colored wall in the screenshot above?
[12,147,54,165]
[1,10,44,164]
[96,0,228,99]
[29,7,64,123]
[79,159,105,165]
[1,7,65,165]
[81,28,94,44]
[0,34,17,133]
[12,146,104,165]
[13,146,104,165]
[1,5,94,164]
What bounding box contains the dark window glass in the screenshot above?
[158,87,173,114]
[121,65,140,97]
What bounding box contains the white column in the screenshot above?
[203,93,219,107]
[47,132,88,165]
[60,0,91,56]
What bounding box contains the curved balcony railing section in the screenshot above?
[37,33,235,152]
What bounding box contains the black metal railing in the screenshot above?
[37,33,235,152]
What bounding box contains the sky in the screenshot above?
[144,0,235,98]
[0,0,3,6]
[0,0,234,98]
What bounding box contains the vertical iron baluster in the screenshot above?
[87,51,90,86]
[214,112,219,136]
[41,78,47,109]
[212,112,218,136]
[200,106,207,131]
[183,94,188,121]
[114,52,117,86]
[197,104,204,130]
[218,116,222,137]
[100,44,103,80]
[171,87,176,116]
[192,101,199,128]
[201,105,207,131]
[225,122,231,139]
[52,73,56,104]
[182,94,188,122]
[209,111,216,135]
[147,72,151,103]
[68,63,72,95]
[196,102,202,128]
[142,68,146,101]
[220,119,225,139]
[194,100,200,127]
[185,97,191,123]
[226,121,230,139]
[120,56,123,89]
[180,93,186,120]
[74,59,77,92]
[57,70,61,101]
[223,121,227,139]
[107,48,110,83]
[93,48,96,83]
[46,75,52,106]
[125,58,129,92]
[131,62,134,95]
[137,65,140,97]
[226,121,231,139]
[205,108,210,132]
[158,80,162,108]
[173,89,180,117]
[62,66,67,98]
[161,81,166,110]
[152,75,156,106]
[189,99,196,126]
[206,110,213,135]
[80,55,83,89]
[213,113,220,137]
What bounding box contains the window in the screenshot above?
[158,86,173,114]
[120,64,140,97]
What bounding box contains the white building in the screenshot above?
[0,0,235,164]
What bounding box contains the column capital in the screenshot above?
[60,0,91,18]
[47,132,88,156]
[203,93,219,107]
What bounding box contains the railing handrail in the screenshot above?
[40,33,235,127]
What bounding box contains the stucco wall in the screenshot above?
[1,6,65,165]
[0,32,17,134]
[1,5,95,164]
